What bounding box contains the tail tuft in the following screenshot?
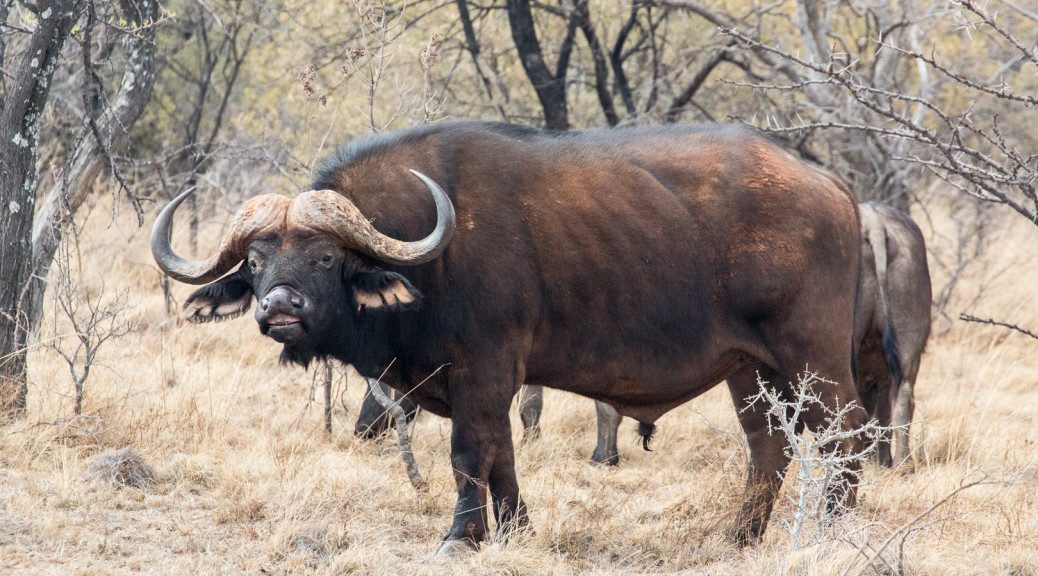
[638,421,656,452]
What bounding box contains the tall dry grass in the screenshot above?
[2,193,1036,575]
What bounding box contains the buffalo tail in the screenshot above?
[638,421,656,452]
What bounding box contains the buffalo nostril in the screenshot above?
[261,298,269,310]
[290,296,304,308]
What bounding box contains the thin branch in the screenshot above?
[369,365,428,493]
[664,45,730,122]
[844,473,991,576]
[610,3,640,115]
[959,314,1038,341]
[81,0,143,225]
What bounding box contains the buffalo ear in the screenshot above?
[351,270,422,312]
[183,271,253,323]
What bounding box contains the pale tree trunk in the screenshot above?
[0,0,84,417]
[790,0,921,208]
[27,0,160,340]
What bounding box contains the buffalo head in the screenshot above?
[151,170,455,361]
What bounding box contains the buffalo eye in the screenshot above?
[248,258,258,272]
[322,255,332,264]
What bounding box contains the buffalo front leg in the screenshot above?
[355,379,394,438]
[488,421,530,540]
[439,368,526,554]
[591,400,621,465]
[355,378,419,439]
[727,367,793,546]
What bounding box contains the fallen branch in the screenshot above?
[844,472,990,576]
[367,375,428,493]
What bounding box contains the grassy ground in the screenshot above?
[2,195,1036,575]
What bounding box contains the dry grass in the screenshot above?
[83,448,156,489]
[2,196,1037,575]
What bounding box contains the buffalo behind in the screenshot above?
[152,121,866,552]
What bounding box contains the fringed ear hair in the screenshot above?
[183,271,253,324]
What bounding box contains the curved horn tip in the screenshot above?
[166,187,198,212]
[151,187,225,285]
[408,169,441,190]
[151,187,199,261]
[393,169,456,265]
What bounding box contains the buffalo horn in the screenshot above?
[289,170,456,266]
[151,188,291,284]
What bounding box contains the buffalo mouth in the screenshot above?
[262,314,305,342]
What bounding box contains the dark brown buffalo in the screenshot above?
[528,202,931,469]
[152,121,865,553]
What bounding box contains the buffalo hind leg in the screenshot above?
[517,386,622,466]
[892,357,920,467]
[517,385,543,442]
[793,362,868,516]
[591,400,621,465]
[727,366,794,546]
[872,371,894,468]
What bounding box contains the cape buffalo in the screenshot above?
[855,202,932,467]
[152,121,865,552]
[523,203,931,468]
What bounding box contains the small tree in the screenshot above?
[2,0,163,417]
[1,0,86,417]
[747,372,884,549]
[44,230,140,415]
[28,0,163,339]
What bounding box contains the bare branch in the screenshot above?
[574,0,617,126]
[844,472,992,576]
[959,314,1038,341]
[664,46,729,123]
[609,3,640,116]
[368,368,428,493]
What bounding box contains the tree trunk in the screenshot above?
[0,0,83,417]
[505,0,569,130]
[455,0,509,121]
[574,0,618,126]
[609,5,640,117]
[27,0,160,340]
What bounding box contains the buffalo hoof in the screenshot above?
[730,515,767,548]
[433,539,479,557]
[590,450,620,466]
